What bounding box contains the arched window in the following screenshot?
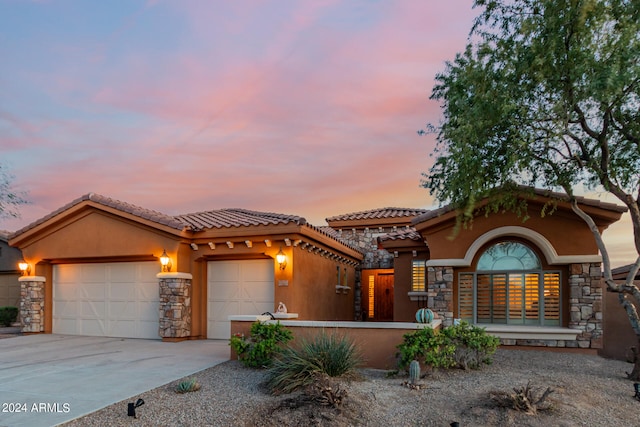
[459,241,561,326]
[477,241,541,271]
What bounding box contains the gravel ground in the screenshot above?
[60,348,638,427]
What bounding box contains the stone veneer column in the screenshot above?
[19,276,46,333]
[568,262,603,349]
[427,266,454,326]
[157,272,193,340]
[354,267,362,321]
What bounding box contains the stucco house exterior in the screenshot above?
[373,189,626,350]
[7,189,629,354]
[0,230,22,311]
[8,193,362,340]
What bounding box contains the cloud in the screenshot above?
[5,1,634,267]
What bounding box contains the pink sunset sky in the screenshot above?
[0,1,635,266]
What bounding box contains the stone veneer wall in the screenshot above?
[334,228,397,269]
[568,262,603,349]
[427,266,454,326]
[354,268,362,321]
[158,274,192,339]
[19,276,45,333]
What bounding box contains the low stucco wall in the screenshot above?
[230,319,442,369]
[601,286,637,361]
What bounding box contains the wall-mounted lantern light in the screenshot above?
[276,247,287,270]
[159,249,172,272]
[18,260,31,276]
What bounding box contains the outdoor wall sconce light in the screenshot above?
[159,249,172,272]
[18,260,31,276]
[276,247,287,270]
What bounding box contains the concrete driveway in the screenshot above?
[0,334,229,427]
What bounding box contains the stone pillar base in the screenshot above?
[157,272,193,339]
[19,276,46,333]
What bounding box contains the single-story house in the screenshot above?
[8,193,363,340]
[8,189,629,354]
[0,230,22,310]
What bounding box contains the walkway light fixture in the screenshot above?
[159,249,172,272]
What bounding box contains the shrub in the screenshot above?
[0,307,18,327]
[442,321,500,369]
[175,377,201,394]
[397,321,499,371]
[229,321,293,368]
[264,331,362,395]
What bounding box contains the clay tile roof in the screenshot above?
[378,227,424,243]
[176,208,307,231]
[611,264,640,279]
[317,226,341,240]
[411,205,454,225]
[326,207,430,223]
[412,187,628,225]
[530,188,627,212]
[9,193,186,238]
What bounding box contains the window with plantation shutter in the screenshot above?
[458,273,474,322]
[458,241,562,326]
[411,260,426,292]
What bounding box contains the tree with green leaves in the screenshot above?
[422,0,640,379]
[0,163,27,221]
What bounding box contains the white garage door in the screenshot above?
[53,262,160,339]
[207,259,275,339]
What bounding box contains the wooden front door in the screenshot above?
[375,273,394,321]
[361,269,394,321]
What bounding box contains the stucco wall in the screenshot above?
[601,281,637,360]
[18,211,175,264]
[230,320,441,369]
[288,246,355,321]
[0,239,23,272]
[424,207,600,262]
[0,273,20,309]
[393,252,428,322]
[0,240,22,311]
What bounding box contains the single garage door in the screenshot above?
[207,259,275,339]
[53,262,160,339]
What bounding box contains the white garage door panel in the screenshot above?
[53,262,160,339]
[207,259,275,339]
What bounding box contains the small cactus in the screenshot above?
[175,377,201,394]
[409,360,421,385]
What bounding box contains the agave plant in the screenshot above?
[175,377,201,394]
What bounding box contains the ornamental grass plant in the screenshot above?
[264,331,362,395]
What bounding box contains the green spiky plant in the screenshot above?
[264,331,362,395]
[175,378,201,394]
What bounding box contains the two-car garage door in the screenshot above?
[53,262,160,339]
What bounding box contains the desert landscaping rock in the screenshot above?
[61,348,638,426]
